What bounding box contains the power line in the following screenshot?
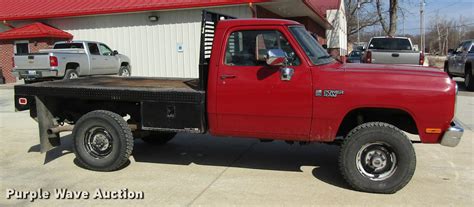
[402,22,474,31]
[425,1,462,14]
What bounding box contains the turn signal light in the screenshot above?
[425,128,442,134]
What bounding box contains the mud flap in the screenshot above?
[35,96,61,153]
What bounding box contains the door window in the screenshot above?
[99,44,113,56]
[224,30,300,66]
[14,41,29,54]
[88,43,100,55]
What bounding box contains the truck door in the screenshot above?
[98,43,119,74]
[215,28,312,140]
[87,43,108,75]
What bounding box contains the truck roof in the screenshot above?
[371,36,410,39]
[218,18,301,28]
[54,40,102,45]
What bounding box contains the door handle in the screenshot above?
[392,53,400,57]
[92,58,97,60]
[220,74,236,80]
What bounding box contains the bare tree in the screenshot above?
[375,0,399,36]
[345,0,379,41]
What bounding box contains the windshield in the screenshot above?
[368,38,412,50]
[289,26,334,65]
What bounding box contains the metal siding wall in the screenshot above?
[45,6,251,78]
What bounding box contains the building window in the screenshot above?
[14,40,29,54]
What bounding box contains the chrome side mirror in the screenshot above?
[280,67,294,81]
[266,49,287,66]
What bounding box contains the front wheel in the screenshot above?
[72,110,134,171]
[444,62,452,78]
[119,65,131,77]
[339,122,416,194]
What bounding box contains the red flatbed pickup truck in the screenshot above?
[14,11,463,194]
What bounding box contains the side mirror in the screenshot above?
[113,50,119,56]
[266,49,287,66]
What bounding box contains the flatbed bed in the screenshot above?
[15,76,204,103]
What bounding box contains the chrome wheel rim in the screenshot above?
[356,142,397,181]
[120,68,130,77]
[69,72,78,79]
[84,127,113,159]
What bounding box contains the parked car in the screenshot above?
[14,11,462,194]
[12,41,131,83]
[444,39,474,91]
[362,37,424,65]
[346,50,362,63]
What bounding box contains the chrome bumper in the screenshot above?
[440,120,464,147]
[12,69,59,79]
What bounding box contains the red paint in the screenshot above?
[0,0,269,21]
[0,22,73,40]
[206,19,456,144]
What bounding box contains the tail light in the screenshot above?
[365,51,372,63]
[419,52,425,65]
[49,56,58,67]
[12,57,15,67]
[18,97,28,105]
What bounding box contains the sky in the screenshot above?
[398,0,474,35]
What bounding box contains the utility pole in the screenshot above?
[420,0,425,53]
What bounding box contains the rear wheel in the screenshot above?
[64,69,79,80]
[141,132,176,145]
[339,122,416,194]
[465,68,474,91]
[73,110,134,171]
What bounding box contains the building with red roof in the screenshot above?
[0,0,347,83]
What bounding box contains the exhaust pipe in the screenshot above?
[47,125,74,135]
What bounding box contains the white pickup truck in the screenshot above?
[12,41,131,83]
[362,37,424,65]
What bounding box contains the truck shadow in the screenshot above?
[27,134,74,164]
[27,133,350,190]
[132,133,350,190]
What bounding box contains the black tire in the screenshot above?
[72,110,134,171]
[118,65,131,77]
[465,68,474,91]
[444,62,452,78]
[141,132,177,145]
[64,69,79,80]
[339,122,416,194]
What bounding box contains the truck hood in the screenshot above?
[340,63,447,78]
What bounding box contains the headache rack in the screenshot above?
[198,10,236,90]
